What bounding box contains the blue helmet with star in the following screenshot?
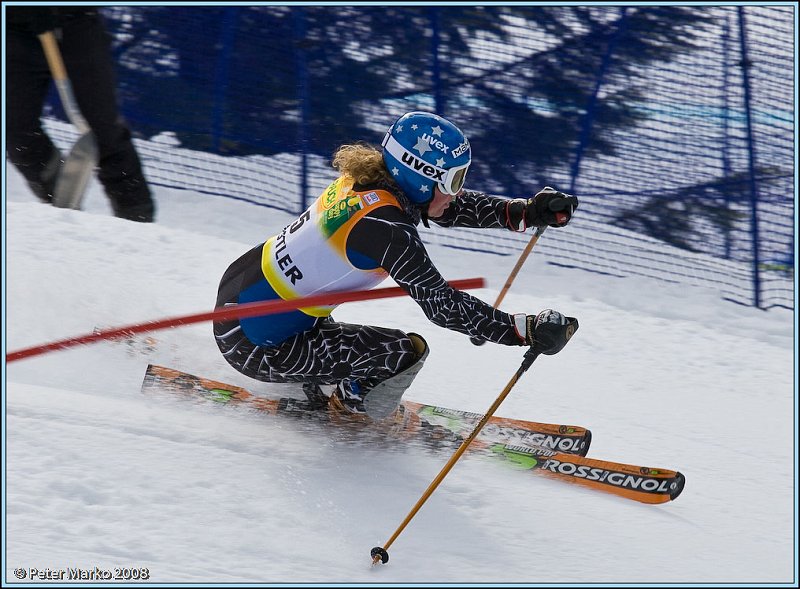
[381,111,472,205]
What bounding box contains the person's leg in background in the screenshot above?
[6,26,62,203]
[60,11,155,222]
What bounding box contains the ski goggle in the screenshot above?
[382,132,471,196]
[441,162,470,196]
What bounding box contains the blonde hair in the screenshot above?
[332,143,393,186]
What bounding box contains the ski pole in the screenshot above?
[370,346,541,566]
[471,193,578,346]
[469,226,546,346]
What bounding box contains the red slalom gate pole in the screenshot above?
[7,278,485,363]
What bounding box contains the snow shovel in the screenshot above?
[38,30,98,210]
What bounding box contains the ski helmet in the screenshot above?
[381,111,471,205]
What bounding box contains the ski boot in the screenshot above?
[330,379,368,415]
[331,333,430,420]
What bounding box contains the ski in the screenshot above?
[486,444,684,504]
[400,400,590,456]
[141,365,684,503]
[142,365,591,456]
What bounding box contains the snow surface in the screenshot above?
[4,164,797,585]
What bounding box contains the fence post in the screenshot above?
[568,7,628,195]
[211,7,239,153]
[430,6,444,115]
[294,7,310,212]
[737,6,761,308]
[721,11,734,260]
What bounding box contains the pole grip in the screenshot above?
[520,347,540,371]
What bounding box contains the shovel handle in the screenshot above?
[38,31,91,134]
[39,31,68,80]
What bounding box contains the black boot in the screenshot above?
[26,148,63,204]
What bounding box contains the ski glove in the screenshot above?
[513,309,579,355]
[506,187,579,231]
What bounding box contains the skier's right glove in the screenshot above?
[514,309,579,355]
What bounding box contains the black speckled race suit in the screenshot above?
[213,176,524,388]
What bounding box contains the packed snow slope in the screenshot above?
[5,168,796,585]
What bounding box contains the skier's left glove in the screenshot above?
[513,309,579,355]
[506,187,579,231]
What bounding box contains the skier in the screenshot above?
[213,111,578,419]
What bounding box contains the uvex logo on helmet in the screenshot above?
[419,133,451,154]
[400,152,446,182]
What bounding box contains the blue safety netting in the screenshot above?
[42,5,796,309]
